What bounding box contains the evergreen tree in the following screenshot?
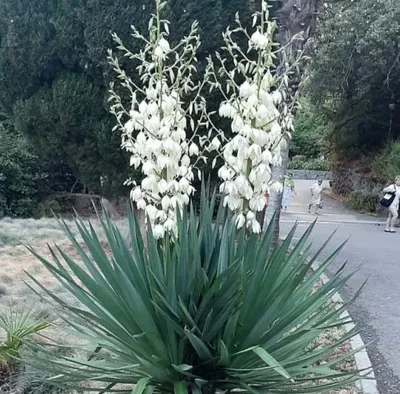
[0,0,255,198]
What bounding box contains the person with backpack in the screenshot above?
[381,176,400,233]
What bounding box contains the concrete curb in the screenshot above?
[281,218,385,226]
[315,264,379,394]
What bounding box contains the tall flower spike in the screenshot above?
[108,0,208,238]
[206,0,295,233]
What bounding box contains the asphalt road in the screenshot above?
[280,181,399,394]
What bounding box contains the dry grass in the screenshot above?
[0,217,363,394]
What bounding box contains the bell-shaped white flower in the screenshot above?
[159,38,170,53]
[158,179,169,194]
[153,45,164,59]
[210,136,221,150]
[161,195,170,211]
[239,81,252,98]
[272,90,282,105]
[137,198,147,210]
[139,101,148,114]
[130,187,142,201]
[153,224,165,239]
[189,143,199,156]
[235,214,246,229]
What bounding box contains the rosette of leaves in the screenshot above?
[26,184,364,393]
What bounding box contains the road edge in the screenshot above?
[315,264,378,394]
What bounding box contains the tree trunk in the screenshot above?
[264,140,290,248]
[263,0,318,247]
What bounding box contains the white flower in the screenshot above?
[249,195,266,211]
[246,211,255,221]
[235,214,246,228]
[189,143,199,156]
[219,103,235,118]
[139,101,148,114]
[256,104,268,120]
[125,119,134,134]
[112,4,204,239]
[250,31,262,46]
[142,175,157,191]
[157,155,170,169]
[164,218,175,232]
[248,144,262,163]
[232,116,244,133]
[130,187,142,201]
[161,195,170,211]
[272,90,282,105]
[147,102,158,116]
[250,30,268,49]
[137,199,146,210]
[153,224,165,239]
[179,177,190,192]
[158,179,169,194]
[181,155,190,167]
[146,87,158,100]
[248,218,261,233]
[271,122,282,135]
[239,81,254,98]
[153,45,164,59]
[158,38,170,53]
[210,136,221,150]
[142,161,154,175]
[130,156,141,168]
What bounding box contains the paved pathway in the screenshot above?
[280,180,398,394]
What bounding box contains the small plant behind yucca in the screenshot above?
[25,185,364,393]
[0,307,49,387]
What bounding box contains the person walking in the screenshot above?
[282,174,295,212]
[382,176,400,233]
[308,179,323,214]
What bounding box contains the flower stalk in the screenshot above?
[108,0,209,238]
[206,0,295,233]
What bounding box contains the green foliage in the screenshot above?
[307,0,400,161]
[291,99,329,159]
[0,110,74,218]
[289,100,331,170]
[289,156,331,171]
[0,307,49,368]
[0,0,255,197]
[27,187,361,392]
[0,115,44,217]
[370,141,400,184]
[348,190,379,213]
[35,200,63,218]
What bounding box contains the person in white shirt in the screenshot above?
[383,176,400,233]
[308,179,323,214]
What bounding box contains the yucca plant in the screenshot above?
[26,185,365,393]
[0,307,49,386]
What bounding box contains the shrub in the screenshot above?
[27,187,362,393]
[289,155,331,171]
[371,141,400,184]
[348,190,379,213]
[35,200,63,218]
[0,307,49,388]
[291,99,330,159]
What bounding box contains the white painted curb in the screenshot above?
[315,264,379,394]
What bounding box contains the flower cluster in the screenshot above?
[108,0,207,238]
[207,1,292,233]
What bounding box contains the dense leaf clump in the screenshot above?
[28,187,362,393]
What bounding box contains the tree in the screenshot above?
[307,0,400,162]
[0,110,69,217]
[0,0,255,199]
